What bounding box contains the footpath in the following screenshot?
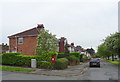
[30,63,88,77]
[1,62,89,77]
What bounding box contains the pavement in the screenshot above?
[29,62,88,77]
[1,62,88,77]
[1,62,89,80]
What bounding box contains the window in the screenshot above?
[18,38,23,44]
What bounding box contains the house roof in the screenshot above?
[8,24,44,38]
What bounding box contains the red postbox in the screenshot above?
[52,55,56,63]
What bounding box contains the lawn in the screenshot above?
[0,66,35,72]
[106,60,120,66]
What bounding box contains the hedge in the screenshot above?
[67,55,80,63]
[37,61,52,69]
[80,54,83,62]
[1,53,52,69]
[57,53,65,58]
[57,52,80,58]
[83,55,89,62]
[54,58,68,70]
[70,52,80,57]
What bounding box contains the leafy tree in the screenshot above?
[97,43,111,59]
[64,41,70,59]
[104,32,120,61]
[2,43,9,53]
[36,29,58,55]
[86,48,95,56]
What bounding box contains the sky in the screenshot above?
[0,0,119,52]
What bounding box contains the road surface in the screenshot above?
[77,59,119,80]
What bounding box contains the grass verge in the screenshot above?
[105,60,120,66]
[0,66,35,72]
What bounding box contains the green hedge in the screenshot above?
[54,58,68,70]
[92,55,100,58]
[37,61,52,69]
[1,53,52,69]
[80,54,83,62]
[57,53,65,58]
[83,55,88,62]
[70,52,80,57]
[57,52,80,58]
[68,55,80,63]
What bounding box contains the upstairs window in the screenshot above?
[18,38,23,44]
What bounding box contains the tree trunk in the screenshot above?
[112,54,114,61]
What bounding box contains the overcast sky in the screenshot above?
[0,0,119,52]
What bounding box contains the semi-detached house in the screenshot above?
[8,24,66,55]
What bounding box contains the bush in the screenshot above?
[57,53,65,58]
[1,53,52,69]
[92,55,100,58]
[37,61,52,69]
[54,58,68,70]
[70,52,80,57]
[83,55,88,62]
[80,54,83,62]
[68,55,80,63]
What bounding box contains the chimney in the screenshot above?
[71,43,74,46]
[37,24,44,28]
[59,37,66,53]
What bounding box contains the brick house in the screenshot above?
[8,24,44,55]
[8,24,67,55]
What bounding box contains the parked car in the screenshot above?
[89,58,100,67]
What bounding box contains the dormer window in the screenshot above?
[18,37,23,44]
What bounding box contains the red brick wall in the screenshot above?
[9,38,17,52]
[9,36,37,55]
[59,37,66,53]
[9,36,66,55]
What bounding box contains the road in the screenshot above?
[77,59,119,80]
[1,60,119,80]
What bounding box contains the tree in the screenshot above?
[86,48,95,56]
[36,29,58,55]
[97,43,111,59]
[64,41,70,58]
[104,32,120,61]
[2,43,9,53]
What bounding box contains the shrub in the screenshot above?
[2,53,21,65]
[54,58,68,70]
[80,54,83,62]
[92,55,100,58]
[70,52,80,57]
[68,55,80,63]
[37,61,52,69]
[0,54,2,64]
[57,53,65,58]
[1,53,52,69]
[83,55,88,62]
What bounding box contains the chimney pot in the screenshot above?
[37,24,44,28]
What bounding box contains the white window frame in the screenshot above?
[18,37,23,44]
